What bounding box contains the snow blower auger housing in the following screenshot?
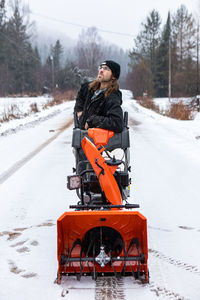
[57,112,149,284]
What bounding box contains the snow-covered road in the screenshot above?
[0,92,200,300]
[123,94,200,300]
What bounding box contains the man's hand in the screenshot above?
[85,122,89,130]
[77,111,82,119]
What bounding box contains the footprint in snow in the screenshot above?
[13,227,28,232]
[8,260,38,278]
[16,246,30,253]
[21,272,37,278]
[8,260,25,274]
[36,221,55,227]
[178,225,194,230]
[10,239,28,247]
[7,232,22,241]
[30,240,39,246]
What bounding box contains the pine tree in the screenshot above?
[51,40,63,71]
[58,62,81,91]
[33,46,42,91]
[51,40,63,88]
[130,10,161,72]
[154,12,171,97]
[0,0,5,40]
[44,40,64,91]
[129,9,161,96]
[23,44,42,92]
[5,2,31,93]
[0,0,8,95]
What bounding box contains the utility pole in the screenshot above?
[168,36,171,102]
[196,21,199,96]
[196,21,200,113]
[50,55,55,94]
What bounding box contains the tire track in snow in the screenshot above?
[149,248,200,276]
[128,115,192,299]
[95,277,125,300]
[149,281,189,300]
[0,118,73,184]
[147,247,191,299]
[94,277,188,300]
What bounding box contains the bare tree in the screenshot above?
[172,5,196,72]
[76,27,103,77]
[126,60,153,98]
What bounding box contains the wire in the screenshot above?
[0,10,132,65]
[31,11,134,38]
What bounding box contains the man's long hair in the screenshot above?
[89,78,119,98]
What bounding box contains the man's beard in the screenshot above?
[97,75,111,83]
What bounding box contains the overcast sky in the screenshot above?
[23,0,199,50]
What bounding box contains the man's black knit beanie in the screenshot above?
[100,60,121,79]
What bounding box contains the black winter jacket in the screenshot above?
[74,82,124,133]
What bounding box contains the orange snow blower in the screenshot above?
[57,112,149,284]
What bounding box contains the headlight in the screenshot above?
[67,175,82,190]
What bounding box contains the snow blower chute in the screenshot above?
[57,112,149,283]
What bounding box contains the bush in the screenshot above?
[165,102,194,120]
[30,103,39,113]
[137,97,160,113]
[0,104,21,123]
[137,97,194,120]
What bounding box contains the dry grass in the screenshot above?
[0,103,32,123]
[0,104,21,123]
[30,103,39,113]
[165,102,194,120]
[0,90,77,123]
[6,92,42,97]
[137,97,194,120]
[43,90,77,108]
[137,97,160,113]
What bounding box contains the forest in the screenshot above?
[0,0,199,98]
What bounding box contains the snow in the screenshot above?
[0,95,51,116]
[0,92,200,300]
[153,96,195,112]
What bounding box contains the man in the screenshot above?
[74,60,124,133]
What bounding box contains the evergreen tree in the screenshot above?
[130,10,161,73]
[5,1,32,93]
[129,9,161,96]
[51,40,63,71]
[154,12,171,97]
[44,54,53,92]
[0,0,8,95]
[51,40,63,88]
[0,0,6,45]
[33,46,42,91]
[44,40,64,92]
[58,62,81,91]
[23,44,42,92]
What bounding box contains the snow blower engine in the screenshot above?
[57,112,149,283]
